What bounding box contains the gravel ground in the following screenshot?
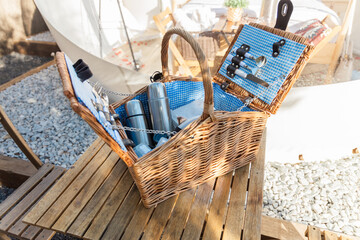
[0,65,97,168]
[0,52,52,85]
[0,186,14,203]
[264,155,360,237]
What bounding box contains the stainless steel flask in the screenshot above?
[125,100,153,147]
[147,82,173,139]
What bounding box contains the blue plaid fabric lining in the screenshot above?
[64,55,127,151]
[219,24,306,104]
[115,81,254,126]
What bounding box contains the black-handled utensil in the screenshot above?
[274,0,293,30]
[226,65,269,87]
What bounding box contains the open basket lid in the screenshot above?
[213,23,314,115]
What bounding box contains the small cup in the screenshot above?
[133,143,152,158]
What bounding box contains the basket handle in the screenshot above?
[161,28,215,121]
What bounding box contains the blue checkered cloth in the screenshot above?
[115,81,254,126]
[219,24,306,104]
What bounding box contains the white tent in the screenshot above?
[35,0,171,100]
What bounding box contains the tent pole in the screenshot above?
[117,0,139,71]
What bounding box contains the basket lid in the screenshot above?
[213,23,314,114]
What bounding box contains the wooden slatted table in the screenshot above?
[23,134,266,240]
[0,164,63,240]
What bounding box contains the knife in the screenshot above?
[226,65,269,87]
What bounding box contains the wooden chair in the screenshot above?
[0,106,43,169]
[153,7,193,76]
[0,105,60,240]
[309,0,356,83]
[153,7,226,77]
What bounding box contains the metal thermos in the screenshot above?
[147,82,173,139]
[125,100,153,147]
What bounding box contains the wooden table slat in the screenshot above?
[307,226,322,240]
[324,230,339,240]
[242,133,266,240]
[141,195,178,240]
[22,139,104,225]
[7,216,29,236]
[35,144,112,228]
[120,203,154,240]
[0,167,64,231]
[8,197,45,237]
[100,185,141,239]
[222,165,250,240]
[202,172,233,240]
[0,164,54,218]
[52,152,121,232]
[181,179,216,240]
[161,188,197,240]
[67,161,128,237]
[20,225,42,240]
[83,171,134,239]
[34,229,55,240]
[8,180,56,237]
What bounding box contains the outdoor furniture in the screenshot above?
[153,7,227,76]
[0,105,43,169]
[0,106,59,240]
[0,164,62,240]
[23,133,266,240]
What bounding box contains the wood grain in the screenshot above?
[0,167,64,231]
[0,164,53,218]
[223,165,250,240]
[324,230,338,240]
[67,161,128,236]
[307,226,322,240]
[0,154,37,188]
[100,185,141,239]
[83,171,134,239]
[22,138,104,225]
[0,105,42,168]
[52,151,121,232]
[120,203,154,240]
[141,195,178,240]
[35,144,112,228]
[242,132,266,240]
[181,179,216,240]
[162,188,197,240]
[34,229,55,240]
[202,172,233,240]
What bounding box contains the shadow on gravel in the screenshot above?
[0,52,52,85]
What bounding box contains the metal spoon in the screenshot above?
[231,49,267,68]
[255,55,267,68]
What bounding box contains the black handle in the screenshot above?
[274,0,293,30]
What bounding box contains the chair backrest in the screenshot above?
[153,7,193,76]
[0,105,42,169]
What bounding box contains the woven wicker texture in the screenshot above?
[111,28,267,207]
[59,25,312,208]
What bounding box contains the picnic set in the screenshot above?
[58,0,313,207]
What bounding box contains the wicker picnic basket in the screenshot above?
[58,23,313,208]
